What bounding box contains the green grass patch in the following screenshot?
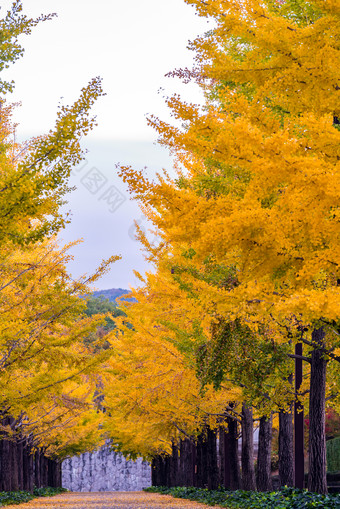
[145,485,340,508]
[0,487,67,506]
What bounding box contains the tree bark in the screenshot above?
[279,408,294,487]
[151,457,160,486]
[307,327,328,494]
[257,415,272,491]
[294,343,305,489]
[57,461,62,488]
[23,438,34,492]
[10,439,19,491]
[170,443,179,487]
[35,450,41,488]
[241,404,256,491]
[2,438,11,491]
[180,439,195,487]
[196,432,208,488]
[0,417,12,491]
[17,438,24,490]
[207,427,218,490]
[227,415,242,490]
[165,455,171,487]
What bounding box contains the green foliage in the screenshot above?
[196,318,291,410]
[145,486,340,509]
[0,487,67,506]
[32,486,68,497]
[83,296,126,350]
[327,437,340,473]
[85,295,125,331]
[265,0,322,26]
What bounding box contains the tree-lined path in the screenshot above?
[5,492,220,509]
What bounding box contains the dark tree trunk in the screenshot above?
[189,440,196,487]
[257,415,272,492]
[48,459,57,487]
[17,439,24,490]
[7,418,19,492]
[180,439,195,486]
[0,417,12,491]
[57,462,62,488]
[241,404,256,491]
[308,327,328,494]
[227,415,242,490]
[207,427,218,490]
[35,450,41,488]
[170,443,179,487]
[295,342,305,489]
[218,427,225,487]
[2,438,11,491]
[196,432,208,488]
[279,409,294,487]
[151,457,160,486]
[220,427,231,489]
[23,438,34,492]
[40,454,47,487]
[165,455,171,487]
[10,439,19,491]
[160,456,168,487]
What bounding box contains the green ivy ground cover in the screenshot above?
[145,486,340,509]
[0,487,67,506]
[327,438,340,472]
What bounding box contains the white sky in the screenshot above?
[1,0,209,290]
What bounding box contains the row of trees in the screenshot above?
[2,0,340,497]
[100,0,340,496]
[0,420,62,492]
[0,1,118,487]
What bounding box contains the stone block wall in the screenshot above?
[62,446,152,492]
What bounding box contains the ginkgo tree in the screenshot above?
[0,0,55,95]
[102,264,243,461]
[0,0,120,489]
[117,0,340,494]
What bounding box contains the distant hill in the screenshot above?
[92,288,133,303]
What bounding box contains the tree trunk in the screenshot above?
[241,404,256,491]
[48,459,58,487]
[23,438,34,492]
[35,450,41,488]
[40,453,47,487]
[2,438,11,491]
[218,427,225,487]
[180,439,195,486]
[279,409,294,487]
[294,343,305,489]
[196,432,208,488]
[165,455,171,487]
[207,427,218,490]
[57,462,62,488]
[17,439,24,490]
[10,439,19,491]
[170,443,179,487]
[227,415,242,490]
[151,457,160,486]
[219,427,231,488]
[257,415,272,491]
[308,327,327,494]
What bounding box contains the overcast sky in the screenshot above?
[2,0,209,290]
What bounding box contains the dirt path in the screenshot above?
[5,491,222,509]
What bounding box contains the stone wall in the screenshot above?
[62,446,152,492]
